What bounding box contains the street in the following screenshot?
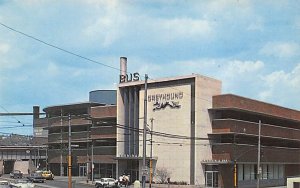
[34,180,94,188]
[0,174,94,188]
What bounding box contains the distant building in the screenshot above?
[0,134,46,175]
[36,90,117,178]
[89,90,116,105]
[32,106,48,146]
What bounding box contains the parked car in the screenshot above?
[9,170,23,179]
[9,180,35,188]
[95,178,119,188]
[27,173,45,183]
[0,180,10,188]
[40,170,54,180]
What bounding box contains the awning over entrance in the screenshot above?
[201,159,231,164]
[115,155,158,161]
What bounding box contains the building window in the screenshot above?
[238,164,244,181]
[273,164,279,179]
[93,163,116,179]
[268,164,274,179]
[278,164,284,179]
[243,164,254,180]
[238,164,285,181]
[262,164,268,179]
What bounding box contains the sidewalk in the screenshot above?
[53,177,289,188]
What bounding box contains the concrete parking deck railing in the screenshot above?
[287,176,300,188]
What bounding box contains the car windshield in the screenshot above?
[32,173,42,176]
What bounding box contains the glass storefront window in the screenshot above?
[238,164,285,181]
[279,165,284,178]
[262,164,268,179]
[273,164,279,179]
[244,164,251,180]
[238,164,244,181]
[93,163,116,179]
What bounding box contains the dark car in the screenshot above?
[9,170,23,179]
[27,173,45,183]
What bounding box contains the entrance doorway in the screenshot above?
[79,165,87,177]
[205,165,219,188]
[205,171,218,187]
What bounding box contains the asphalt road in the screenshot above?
[35,180,94,188]
[0,174,94,188]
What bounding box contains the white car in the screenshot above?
[95,178,118,188]
[9,180,35,188]
[0,180,9,188]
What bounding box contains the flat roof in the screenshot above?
[118,74,221,87]
[43,102,105,113]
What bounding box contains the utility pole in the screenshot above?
[68,113,72,188]
[86,123,90,182]
[233,125,237,188]
[142,74,148,188]
[92,140,94,182]
[46,147,48,170]
[149,118,154,188]
[60,109,63,176]
[257,120,261,188]
[91,120,94,182]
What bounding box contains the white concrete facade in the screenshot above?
[117,74,221,185]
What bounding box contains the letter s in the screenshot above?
[133,73,140,81]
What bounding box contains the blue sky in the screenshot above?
[0,0,300,135]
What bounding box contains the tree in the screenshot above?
[154,167,171,184]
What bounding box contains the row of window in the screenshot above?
[238,164,284,181]
[0,150,45,160]
[93,163,116,179]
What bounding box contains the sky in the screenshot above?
[0,0,300,135]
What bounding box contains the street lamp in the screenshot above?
[142,74,148,188]
[149,118,154,188]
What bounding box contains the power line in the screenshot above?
[0,105,26,126]
[0,125,32,129]
[1,21,214,105]
[0,22,120,72]
[96,121,213,141]
[1,22,215,118]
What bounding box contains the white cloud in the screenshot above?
[81,1,128,47]
[260,42,300,58]
[157,18,214,42]
[203,0,253,21]
[258,64,300,108]
[247,18,264,31]
[46,62,60,76]
[0,43,10,54]
[83,16,126,47]
[150,58,265,90]
[225,60,264,76]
